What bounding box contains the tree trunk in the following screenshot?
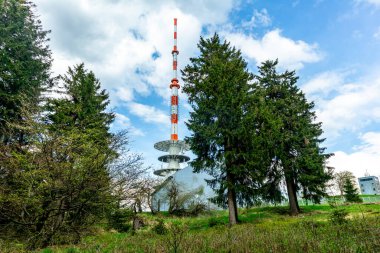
[226,171,238,225]
[137,198,142,213]
[285,175,299,216]
[292,179,300,211]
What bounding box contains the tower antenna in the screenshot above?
[154,18,190,177]
[170,17,179,141]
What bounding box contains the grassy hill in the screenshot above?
[2,203,379,253]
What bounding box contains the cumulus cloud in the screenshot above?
[309,73,380,139]
[328,132,380,178]
[127,102,168,124]
[302,71,346,97]
[223,29,322,70]
[33,0,233,103]
[112,113,144,136]
[242,9,271,29]
[356,0,380,6]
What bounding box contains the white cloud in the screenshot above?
[242,9,271,29]
[313,73,380,139]
[223,29,322,70]
[127,102,168,124]
[112,113,144,136]
[116,87,134,103]
[374,26,380,39]
[33,0,233,103]
[328,132,380,178]
[356,0,380,6]
[302,71,346,97]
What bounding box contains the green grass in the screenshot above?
[1,203,380,252]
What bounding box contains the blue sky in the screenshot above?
[34,0,380,178]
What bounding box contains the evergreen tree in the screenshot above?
[182,34,260,225]
[343,177,362,203]
[334,171,356,196]
[0,64,119,248]
[255,60,333,215]
[46,63,114,144]
[0,0,52,144]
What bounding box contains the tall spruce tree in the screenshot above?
[46,63,114,145]
[0,0,52,144]
[255,60,333,215]
[182,34,259,225]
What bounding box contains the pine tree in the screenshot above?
[182,34,259,225]
[254,60,333,215]
[0,0,52,144]
[343,177,362,203]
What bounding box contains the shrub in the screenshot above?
[166,222,188,253]
[107,208,134,232]
[208,217,224,227]
[188,203,208,216]
[153,219,167,235]
[329,208,348,225]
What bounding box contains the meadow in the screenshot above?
[1,203,379,253]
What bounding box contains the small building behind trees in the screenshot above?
[151,166,217,212]
[358,176,380,195]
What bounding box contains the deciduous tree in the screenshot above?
[334,171,356,196]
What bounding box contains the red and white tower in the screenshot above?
[154,18,190,177]
[170,17,179,141]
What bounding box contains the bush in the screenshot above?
[188,203,208,216]
[208,217,224,227]
[166,222,188,253]
[107,208,134,232]
[153,219,167,235]
[329,208,348,225]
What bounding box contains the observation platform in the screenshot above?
[154,139,190,178]
[154,140,190,152]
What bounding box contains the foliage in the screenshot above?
[254,60,333,215]
[153,219,167,235]
[165,222,188,253]
[186,202,208,216]
[107,209,134,232]
[343,178,363,203]
[182,34,259,225]
[163,181,206,216]
[182,35,333,222]
[0,64,143,249]
[45,63,114,143]
[0,0,52,144]
[329,208,348,225]
[207,217,224,227]
[334,171,356,196]
[11,204,378,253]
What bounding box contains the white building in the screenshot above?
[151,166,217,212]
[358,176,380,195]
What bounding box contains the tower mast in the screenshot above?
[170,18,179,141]
[154,18,190,177]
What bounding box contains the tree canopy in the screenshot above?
[254,60,333,215]
[182,34,263,225]
[182,34,333,221]
[0,0,52,144]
